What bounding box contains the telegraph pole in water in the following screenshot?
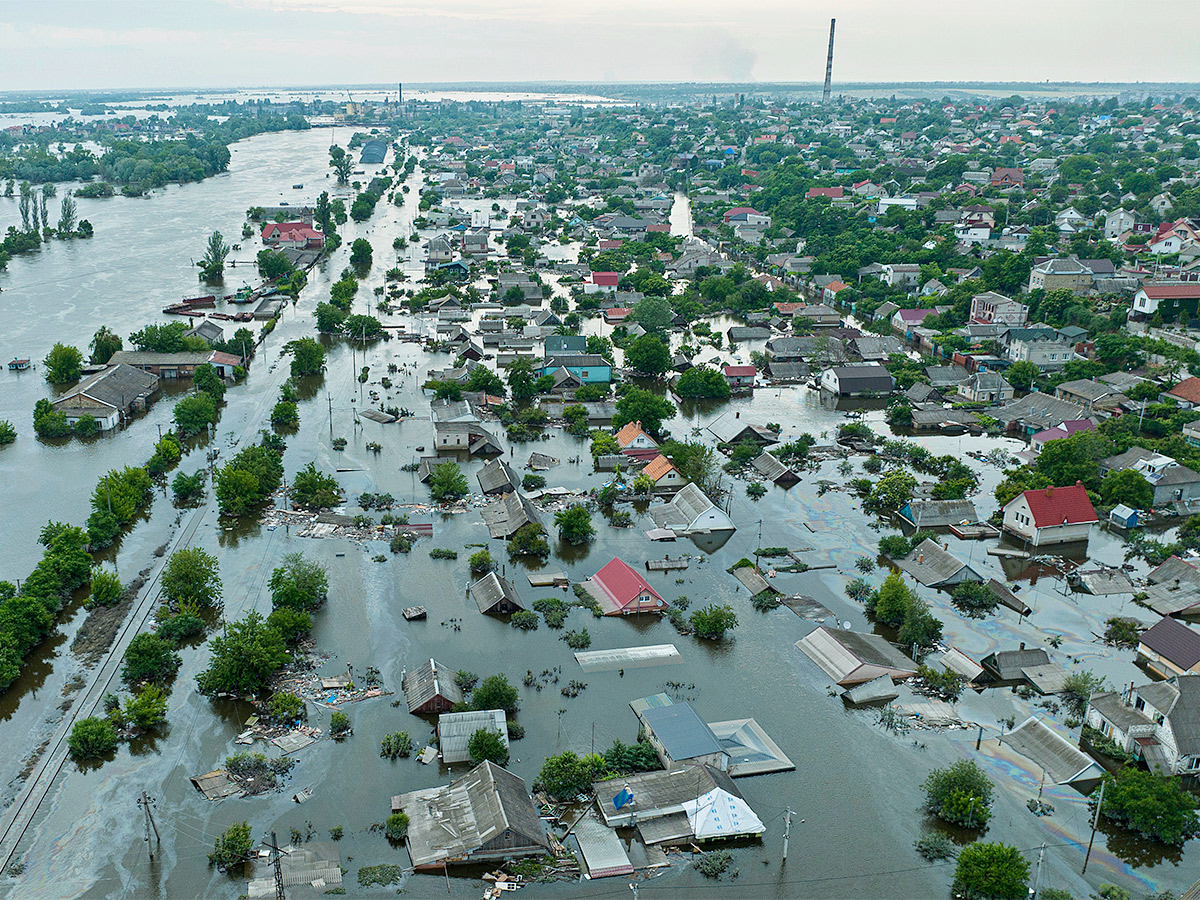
[138,792,160,860]
[1082,780,1106,873]
[262,831,286,900]
[782,808,793,862]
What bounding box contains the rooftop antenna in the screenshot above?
[822,18,836,106]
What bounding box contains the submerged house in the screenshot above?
[392,761,548,870]
[480,492,542,539]
[437,710,509,764]
[649,483,736,534]
[402,658,464,715]
[50,363,159,431]
[895,539,983,588]
[796,627,918,686]
[477,459,519,496]
[470,572,525,615]
[579,557,668,616]
[1086,674,1200,775]
[1002,481,1097,547]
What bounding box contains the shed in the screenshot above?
[897,500,979,529]
[707,718,795,777]
[1002,716,1106,791]
[1110,504,1139,528]
[477,459,519,496]
[895,539,983,588]
[573,813,634,879]
[402,658,464,714]
[752,451,800,486]
[437,709,509,764]
[987,578,1033,616]
[979,646,1051,686]
[527,452,558,470]
[469,572,525,614]
[796,626,918,686]
[840,675,900,705]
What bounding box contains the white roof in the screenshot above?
[682,788,764,840]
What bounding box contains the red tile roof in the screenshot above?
[1141,284,1200,301]
[615,421,654,447]
[806,187,843,199]
[723,365,756,377]
[1020,482,1098,528]
[1168,377,1200,405]
[642,455,677,482]
[590,558,664,610]
[591,271,620,287]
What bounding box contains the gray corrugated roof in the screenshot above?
[1003,716,1104,785]
[900,500,978,528]
[470,572,524,613]
[54,363,158,410]
[896,539,979,587]
[437,709,509,764]
[477,459,518,495]
[480,492,542,538]
[403,658,464,713]
[641,703,723,761]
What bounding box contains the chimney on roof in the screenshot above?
[1076,480,1083,487]
[1019,642,1026,650]
[1045,485,1054,498]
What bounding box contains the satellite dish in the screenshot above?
[843,620,852,629]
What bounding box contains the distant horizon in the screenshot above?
[3,79,1200,101]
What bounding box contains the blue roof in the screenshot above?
[641,703,723,761]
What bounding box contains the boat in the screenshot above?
[163,304,206,317]
[8,358,31,371]
[181,294,216,307]
[292,183,303,189]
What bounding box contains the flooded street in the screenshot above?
[0,128,1194,900]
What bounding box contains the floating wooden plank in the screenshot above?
[527,570,568,587]
[403,606,427,620]
[575,644,682,672]
[271,732,317,755]
[645,557,688,572]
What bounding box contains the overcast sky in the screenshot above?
[2,0,1198,92]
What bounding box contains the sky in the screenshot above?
[1,0,1199,92]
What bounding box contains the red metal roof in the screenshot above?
[724,365,756,377]
[591,272,620,287]
[1141,284,1200,301]
[1020,482,1097,528]
[806,187,843,199]
[591,558,663,609]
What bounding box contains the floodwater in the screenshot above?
[0,127,1194,900]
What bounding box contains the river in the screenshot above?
[0,126,1192,899]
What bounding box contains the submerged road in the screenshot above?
[0,294,306,873]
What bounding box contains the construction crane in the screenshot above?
[345,90,358,117]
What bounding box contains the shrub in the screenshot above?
[162,547,222,613]
[922,760,993,828]
[511,610,539,630]
[124,684,168,730]
[507,523,550,559]
[522,474,546,491]
[330,710,352,737]
[270,400,299,430]
[429,461,468,501]
[913,832,957,861]
[87,567,124,608]
[603,739,661,774]
[429,548,458,560]
[291,463,342,510]
[269,553,328,612]
[384,812,409,841]
[472,674,519,713]
[266,691,306,725]
[689,604,738,640]
[171,470,206,504]
[380,731,413,759]
[563,628,591,649]
[469,549,494,574]
[173,394,218,437]
[1097,767,1200,845]
[122,632,181,685]
[694,851,733,879]
[155,613,204,646]
[208,821,253,871]
[0,420,16,446]
[67,717,118,761]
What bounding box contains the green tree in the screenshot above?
[465,366,506,397]
[897,596,943,650]
[171,470,206,504]
[269,553,329,612]
[1005,360,1039,392]
[554,505,595,544]
[865,471,917,515]
[951,581,999,618]
[676,365,732,399]
[122,632,181,685]
[1061,670,1106,720]
[291,462,342,509]
[1097,767,1200,845]
[43,342,83,384]
[199,230,230,282]
[67,717,117,761]
[256,248,295,280]
[161,547,222,614]
[87,567,124,608]
[0,420,16,446]
[469,549,494,575]
[384,812,409,841]
[952,842,1029,900]
[690,604,738,639]
[536,750,609,800]
[349,237,373,269]
[314,190,333,236]
[506,357,538,402]
[468,728,510,765]
[196,610,289,696]
[287,337,326,377]
[270,400,298,430]
[328,144,353,184]
[590,430,620,460]
[624,334,670,375]
[1100,468,1153,510]
[613,387,676,437]
[472,674,518,713]
[124,684,168,730]
[192,363,226,401]
[507,522,549,558]
[208,822,253,871]
[1034,430,1110,491]
[869,571,913,626]
[172,394,217,436]
[89,326,123,364]
[923,760,994,827]
[314,302,348,333]
[630,296,672,334]
[430,461,468,501]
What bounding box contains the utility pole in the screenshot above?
[1032,842,1046,899]
[327,393,334,437]
[1082,779,1106,874]
[137,792,160,860]
[263,831,286,900]
[782,808,793,862]
[629,882,639,900]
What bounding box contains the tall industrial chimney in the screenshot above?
[398,82,403,104]
[822,18,836,105]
